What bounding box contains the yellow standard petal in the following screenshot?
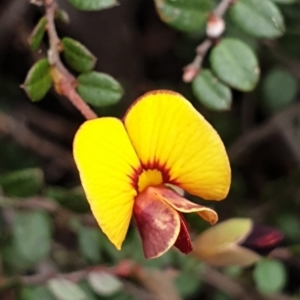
[73,117,141,250]
[124,90,231,200]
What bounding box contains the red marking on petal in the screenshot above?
[133,186,180,259]
[241,225,284,255]
[155,185,218,225]
[129,160,172,192]
[174,214,193,254]
[142,160,171,182]
[128,165,143,190]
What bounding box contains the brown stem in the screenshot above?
[0,194,97,226]
[43,0,97,120]
[183,0,235,82]
[228,101,300,165]
[0,111,75,171]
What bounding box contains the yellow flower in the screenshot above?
[73,90,231,259]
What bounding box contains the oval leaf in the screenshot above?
[253,259,287,294]
[192,69,232,111]
[56,9,70,24]
[66,0,117,11]
[21,286,55,300]
[46,186,89,213]
[13,211,51,265]
[192,218,261,267]
[23,58,52,101]
[88,271,123,296]
[0,168,44,197]
[29,17,47,51]
[263,67,297,112]
[62,37,96,73]
[48,278,88,300]
[78,225,102,263]
[210,38,260,91]
[154,0,213,32]
[230,0,285,38]
[77,71,123,107]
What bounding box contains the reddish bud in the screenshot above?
[241,224,284,255]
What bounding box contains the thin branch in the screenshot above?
[214,0,235,17]
[0,111,75,171]
[202,265,255,300]
[16,262,173,300]
[43,0,97,120]
[228,102,300,164]
[202,265,297,300]
[14,103,77,141]
[183,0,235,82]
[0,195,97,226]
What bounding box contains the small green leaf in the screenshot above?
[176,268,201,297]
[56,9,70,23]
[277,214,300,241]
[0,168,44,197]
[13,211,51,265]
[77,72,123,107]
[210,38,259,92]
[192,69,232,111]
[78,281,98,300]
[46,186,89,213]
[48,278,88,300]
[29,17,47,51]
[88,271,123,296]
[23,58,52,101]
[78,225,102,263]
[21,286,55,300]
[230,0,285,38]
[154,0,213,32]
[253,259,287,294]
[193,218,261,267]
[262,67,297,112]
[66,0,117,11]
[62,37,96,73]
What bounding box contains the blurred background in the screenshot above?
[0,0,300,299]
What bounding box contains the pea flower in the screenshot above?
[73,90,231,259]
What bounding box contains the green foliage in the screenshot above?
[175,257,202,297]
[192,69,232,111]
[3,0,300,299]
[23,58,52,101]
[0,168,44,197]
[78,225,103,263]
[66,0,118,11]
[62,37,97,73]
[154,0,213,32]
[78,281,99,300]
[262,67,298,112]
[77,71,123,107]
[46,186,89,213]
[230,0,285,38]
[20,286,55,300]
[87,271,123,296]
[29,17,47,51]
[56,9,70,23]
[210,38,259,92]
[47,278,88,300]
[11,211,51,266]
[253,259,287,294]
